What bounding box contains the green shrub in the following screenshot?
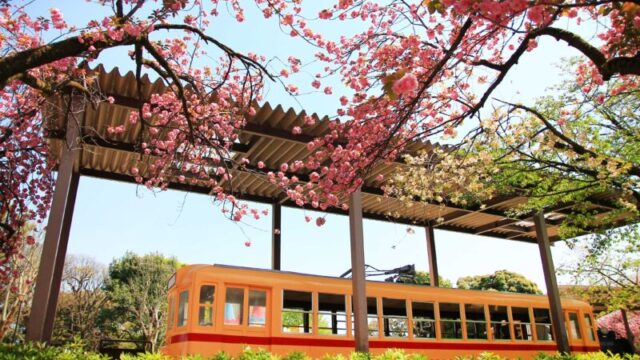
[320,354,347,360]
[3,344,639,360]
[120,352,171,360]
[210,351,234,360]
[374,349,410,360]
[180,354,209,360]
[534,353,640,360]
[237,347,278,360]
[0,342,109,360]
[282,352,312,360]
[350,352,370,360]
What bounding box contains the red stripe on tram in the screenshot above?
[170,333,600,352]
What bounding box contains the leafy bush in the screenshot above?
[237,347,278,360]
[0,342,109,360]
[374,349,430,360]
[534,353,640,360]
[211,351,234,360]
[2,343,640,360]
[282,352,312,360]
[120,352,171,360]
[320,354,347,360]
[454,353,506,360]
[350,352,370,360]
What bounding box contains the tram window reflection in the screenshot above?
[489,305,511,340]
[178,290,189,327]
[282,290,313,334]
[224,288,244,326]
[351,297,380,337]
[439,303,463,339]
[512,307,533,340]
[584,313,596,341]
[249,290,267,327]
[465,304,487,340]
[199,285,215,326]
[568,312,582,340]
[382,298,408,338]
[533,308,554,341]
[318,293,346,335]
[412,301,436,339]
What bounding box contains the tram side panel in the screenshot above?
[162,265,600,359]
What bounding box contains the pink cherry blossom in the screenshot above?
[392,73,418,96]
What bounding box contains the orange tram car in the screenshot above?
[162,265,600,359]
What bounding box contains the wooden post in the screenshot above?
[27,96,83,342]
[349,187,369,353]
[272,203,281,271]
[425,225,439,287]
[533,212,570,353]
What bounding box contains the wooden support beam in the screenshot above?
[425,225,439,287]
[272,203,282,271]
[349,188,369,353]
[533,212,570,354]
[27,97,83,342]
[42,171,79,339]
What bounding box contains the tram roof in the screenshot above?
[173,263,591,307]
[45,66,630,243]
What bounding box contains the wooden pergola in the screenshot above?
[27,66,629,353]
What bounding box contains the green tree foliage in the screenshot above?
[102,252,180,352]
[52,255,108,350]
[391,60,640,238]
[395,271,453,288]
[560,225,639,351]
[560,226,639,312]
[456,270,542,294]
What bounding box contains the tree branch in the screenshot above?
[0,36,133,89]
[536,27,640,80]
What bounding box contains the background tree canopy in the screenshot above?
[395,271,453,288]
[102,252,180,352]
[456,270,543,295]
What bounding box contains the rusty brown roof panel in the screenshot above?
[44,66,631,243]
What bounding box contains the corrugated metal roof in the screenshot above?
[45,66,620,243]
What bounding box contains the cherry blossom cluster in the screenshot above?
[248,0,639,221]
[598,310,640,342]
[0,0,270,288]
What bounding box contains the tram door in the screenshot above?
[222,286,271,337]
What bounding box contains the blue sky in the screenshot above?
[30,1,598,292]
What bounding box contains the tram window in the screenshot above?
[568,312,582,340]
[439,303,463,339]
[533,308,554,341]
[512,307,533,341]
[198,285,215,326]
[583,313,596,341]
[367,297,379,337]
[412,301,435,339]
[249,290,267,327]
[489,305,511,340]
[224,288,244,325]
[382,298,408,338]
[351,297,380,337]
[178,290,188,327]
[318,293,347,335]
[167,295,175,330]
[282,290,313,334]
[464,304,487,340]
